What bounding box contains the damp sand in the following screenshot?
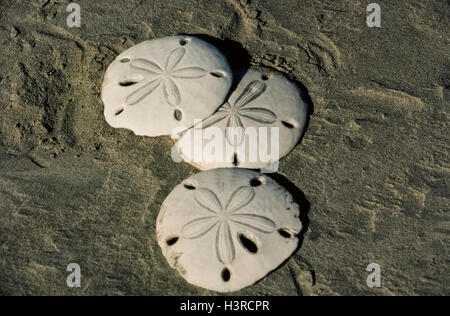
[0,0,448,295]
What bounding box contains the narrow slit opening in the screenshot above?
[114,107,124,116]
[166,237,179,246]
[281,120,296,129]
[232,153,240,166]
[221,268,231,282]
[174,109,183,121]
[184,183,196,190]
[278,228,293,238]
[239,233,258,253]
[250,176,264,187]
[210,71,225,78]
[119,80,138,87]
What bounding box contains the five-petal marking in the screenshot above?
[201,81,278,146]
[125,47,207,107]
[181,186,276,264]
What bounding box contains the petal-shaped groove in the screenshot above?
[231,214,276,233]
[238,107,277,124]
[226,114,245,146]
[182,216,218,239]
[194,188,223,213]
[225,186,255,214]
[172,67,207,78]
[165,47,185,72]
[216,222,235,264]
[126,77,162,105]
[221,102,232,110]
[131,58,164,74]
[201,110,229,129]
[163,78,181,106]
[234,81,267,108]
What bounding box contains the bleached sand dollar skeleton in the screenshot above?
[157,168,302,292]
[102,36,233,136]
[174,70,309,169]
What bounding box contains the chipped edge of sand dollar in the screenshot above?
[156,168,302,292]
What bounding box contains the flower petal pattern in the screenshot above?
[126,77,163,105]
[181,184,279,265]
[234,81,267,108]
[194,188,222,213]
[216,222,235,264]
[221,102,232,110]
[165,47,185,72]
[193,79,277,148]
[226,114,245,146]
[225,186,255,214]
[172,67,207,78]
[238,107,277,124]
[157,168,303,293]
[231,214,276,233]
[182,216,217,239]
[163,78,181,106]
[131,58,164,74]
[201,110,230,129]
[124,46,209,107]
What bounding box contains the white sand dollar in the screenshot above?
[174,70,309,169]
[102,36,233,136]
[157,168,302,292]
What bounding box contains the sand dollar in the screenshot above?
[174,70,310,169]
[102,36,233,136]
[157,168,302,292]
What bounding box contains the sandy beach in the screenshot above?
[0,0,448,295]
